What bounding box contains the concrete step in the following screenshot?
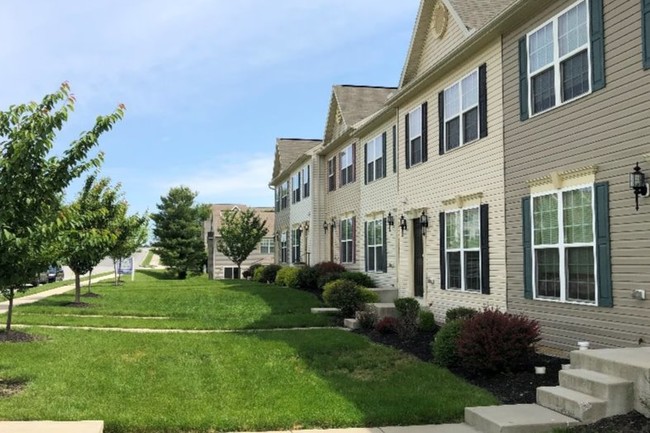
[559,368,634,416]
[369,302,397,319]
[368,287,398,303]
[0,421,104,433]
[465,403,579,433]
[343,318,359,330]
[311,307,340,314]
[380,423,481,433]
[536,386,606,423]
[570,347,650,417]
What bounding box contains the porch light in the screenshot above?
[387,212,395,230]
[420,211,429,232]
[303,221,310,232]
[323,221,328,232]
[399,215,407,236]
[629,162,649,211]
[330,218,336,231]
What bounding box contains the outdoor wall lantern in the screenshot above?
[323,221,329,232]
[303,221,310,232]
[399,214,407,236]
[330,217,337,231]
[275,231,280,241]
[387,212,395,231]
[420,211,429,233]
[630,162,650,211]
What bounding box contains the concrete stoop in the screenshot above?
[464,404,579,433]
[0,420,104,433]
[311,307,341,314]
[369,302,397,319]
[368,288,398,303]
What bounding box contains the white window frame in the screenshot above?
[366,135,384,183]
[327,157,336,192]
[280,181,289,209]
[408,106,423,166]
[223,266,240,279]
[291,228,301,263]
[340,217,354,264]
[445,207,481,292]
[340,144,354,186]
[302,165,310,198]
[366,218,384,272]
[526,0,592,117]
[260,238,274,255]
[280,231,288,263]
[531,183,598,305]
[443,69,479,151]
[291,172,301,203]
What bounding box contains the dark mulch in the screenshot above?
[354,327,650,433]
[0,378,26,397]
[81,292,101,298]
[0,330,40,343]
[64,301,92,308]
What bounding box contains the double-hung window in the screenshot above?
[366,218,385,272]
[280,232,288,263]
[327,157,336,192]
[444,70,479,151]
[302,165,310,198]
[527,0,590,115]
[340,144,355,186]
[280,181,289,209]
[532,186,596,303]
[291,228,302,263]
[260,238,274,255]
[291,172,301,204]
[445,208,481,291]
[408,106,423,166]
[366,134,384,183]
[340,217,354,264]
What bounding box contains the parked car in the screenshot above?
[47,264,64,283]
[31,270,48,287]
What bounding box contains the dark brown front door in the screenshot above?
[413,218,424,297]
[329,229,334,262]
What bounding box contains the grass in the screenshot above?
[12,272,113,300]
[11,270,334,330]
[140,249,154,268]
[0,327,498,433]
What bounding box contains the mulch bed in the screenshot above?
[354,328,650,433]
[63,301,92,308]
[0,378,26,398]
[81,292,101,298]
[0,330,40,343]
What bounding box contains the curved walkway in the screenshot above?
[13,324,347,334]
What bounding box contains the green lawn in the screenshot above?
[11,270,334,330]
[13,272,112,300]
[0,328,498,433]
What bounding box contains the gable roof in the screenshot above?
[323,85,396,144]
[271,138,321,184]
[399,0,515,87]
[205,204,275,235]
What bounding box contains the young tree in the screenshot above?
[60,175,124,302]
[216,208,269,277]
[109,208,148,284]
[151,186,210,279]
[0,83,124,332]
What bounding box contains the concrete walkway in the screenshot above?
[13,324,348,334]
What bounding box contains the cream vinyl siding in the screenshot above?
[395,37,507,321]
[503,0,650,354]
[273,175,292,265]
[289,162,313,265]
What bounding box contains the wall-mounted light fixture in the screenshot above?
[420,211,429,234]
[323,221,329,232]
[303,221,310,232]
[630,162,650,211]
[330,217,337,231]
[275,231,280,241]
[387,212,395,231]
[399,215,407,236]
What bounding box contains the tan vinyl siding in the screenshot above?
[396,37,507,321]
[503,0,650,354]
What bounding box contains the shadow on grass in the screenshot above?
[136,269,178,280]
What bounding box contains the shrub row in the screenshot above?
[356,298,437,337]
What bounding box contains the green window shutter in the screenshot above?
[522,197,533,299]
[518,37,529,121]
[480,204,490,295]
[364,221,369,272]
[478,63,488,139]
[298,229,302,263]
[382,217,388,273]
[641,0,650,69]
[439,212,446,290]
[421,102,428,163]
[595,182,613,307]
[589,0,606,90]
[405,113,411,169]
[438,91,445,155]
[381,131,387,178]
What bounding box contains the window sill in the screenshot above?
[532,296,597,307]
[443,136,481,155]
[446,288,482,294]
[527,90,592,120]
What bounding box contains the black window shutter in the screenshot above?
[438,91,445,155]
[439,212,446,290]
[405,114,411,169]
[352,143,357,183]
[298,229,302,263]
[333,156,337,191]
[522,197,533,299]
[382,217,388,273]
[392,125,397,173]
[480,204,490,295]
[595,182,613,307]
[641,0,650,69]
[589,0,606,90]
[421,102,428,162]
[364,143,368,185]
[364,221,369,272]
[478,63,488,139]
[518,37,529,121]
[381,131,387,178]
[352,216,356,263]
[339,218,343,263]
[297,171,301,202]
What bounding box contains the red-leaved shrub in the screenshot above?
[375,316,399,334]
[456,308,541,374]
[313,261,346,275]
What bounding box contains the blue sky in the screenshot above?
[0,1,420,215]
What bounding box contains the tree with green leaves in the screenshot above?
[60,175,124,302]
[151,186,210,279]
[216,208,268,277]
[0,83,124,332]
[109,207,148,285]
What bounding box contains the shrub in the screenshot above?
[260,264,282,284]
[356,306,378,330]
[252,266,265,282]
[313,261,346,275]
[418,310,436,332]
[339,271,375,288]
[243,263,263,280]
[445,306,478,322]
[432,320,464,367]
[457,308,541,374]
[375,316,399,334]
[395,298,421,340]
[322,279,379,318]
[275,266,300,288]
[295,266,319,292]
[317,272,342,290]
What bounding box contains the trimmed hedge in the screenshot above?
[322,279,378,318]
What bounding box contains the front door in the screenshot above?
[329,229,334,262]
[413,218,424,297]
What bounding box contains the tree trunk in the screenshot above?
[74,272,81,303]
[237,264,242,280]
[113,259,118,286]
[87,269,93,293]
[5,288,14,332]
